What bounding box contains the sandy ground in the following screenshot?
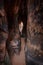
[12,38,26,65]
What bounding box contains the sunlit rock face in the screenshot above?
[27,0,43,63]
